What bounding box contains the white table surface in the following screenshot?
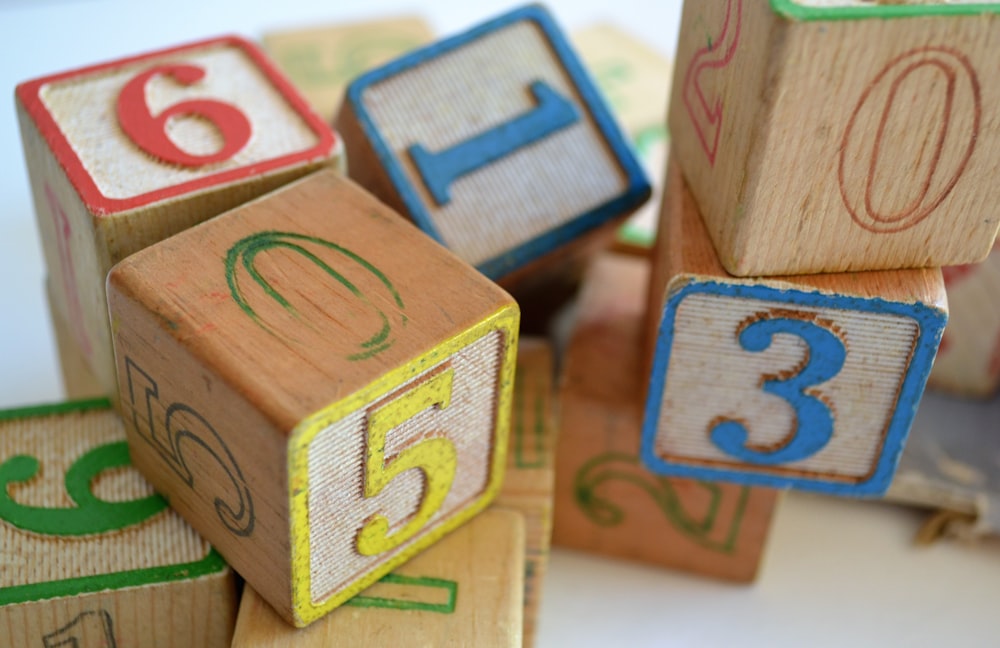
[0,1,998,646]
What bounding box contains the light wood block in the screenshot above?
[668,0,1000,276]
[929,239,1000,397]
[230,509,524,647]
[642,159,948,496]
[335,5,650,283]
[45,277,104,400]
[107,169,519,627]
[262,16,435,121]
[493,337,557,647]
[16,35,343,396]
[574,23,672,252]
[552,253,779,582]
[0,399,236,647]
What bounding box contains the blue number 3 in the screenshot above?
[710,312,846,465]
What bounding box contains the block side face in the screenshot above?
[348,6,649,278]
[288,308,518,624]
[642,280,944,495]
[736,15,1000,275]
[771,0,1000,20]
[17,35,335,214]
[0,403,224,605]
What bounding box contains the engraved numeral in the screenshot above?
[710,311,846,464]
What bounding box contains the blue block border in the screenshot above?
[345,3,651,280]
[640,279,947,497]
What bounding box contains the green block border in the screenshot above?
[770,0,1000,20]
[0,398,228,606]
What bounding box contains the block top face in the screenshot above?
[643,278,947,496]
[0,398,224,605]
[771,0,1000,20]
[108,169,517,433]
[345,4,650,278]
[17,35,337,215]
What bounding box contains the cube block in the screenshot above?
[107,170,519,626]
[669,0,1000,275]
[641,160,947,496]
[335,5,650,282]
[16,35,342,395]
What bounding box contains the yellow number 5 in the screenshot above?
[356,368,458,556]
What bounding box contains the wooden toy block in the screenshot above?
[642,159,948,496]
[0,399,236,647]
[574,23,672,252]
[335,5,651,283]
[16,35,343,397]
[45,277,104,400]
[262,16,435,121]
[928,238,1000,397]
[493,337,557,647]
[106,169,520,627]
[230,509,524,647]
[668,0,1000,276]
[552,252,779,582]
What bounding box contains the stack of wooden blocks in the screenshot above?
[4,1,1000,646]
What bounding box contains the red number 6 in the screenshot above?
[117,64,252,167]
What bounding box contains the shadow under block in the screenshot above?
[928,239,1000,397]
[551,253,779,582]
[262,16,435,121]
[45,277,104,400]
[16,35,343,397]
[230,509,525,647]
[106,169,520,627]
[573,23,672,251]
[0,399,236,647]
[668,0,1000,276]
[334,4,651,283]
[642,159,948,496]
[493,338,557,648]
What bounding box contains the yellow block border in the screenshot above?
[287,304,519,626]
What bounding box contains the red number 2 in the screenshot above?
[116,64,252,167]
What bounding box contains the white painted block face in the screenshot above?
[302,329,502,605]
[34,38,324,204]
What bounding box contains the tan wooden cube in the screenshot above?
[230,509,524,647]
[45,278,103,400]
[16,35,343,396]
[262,16,435,120]
[641,159,947,496]
[669,0,1000,276]
[574,23,672,252]
[929,238,1000,397]
[335,5,650,284]
[552,253,779,582]
[0,399,236,647]
[107,169,519,627]
[493,337,557,647]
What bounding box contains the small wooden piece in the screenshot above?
[107,169,519,627]
[16,35,343,396]
[0,399,236,647]
[230,509,524,647]
[642,159,948,495]
[573,23,672,252]
[552,253,778,582]
[45,277,103,400]
[335,5,650,282]
[668,0,1000,276]
[493,338,557,647]
[262,16,435,121]
[928,239,1000,397]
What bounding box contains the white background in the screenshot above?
[0,1,998,646]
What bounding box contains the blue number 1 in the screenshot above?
[710,313,846,465]
[407,80,579,205]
